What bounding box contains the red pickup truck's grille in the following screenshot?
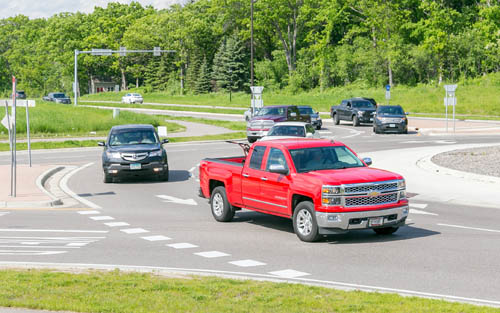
[345,182,398,194]
[345,193,398,207]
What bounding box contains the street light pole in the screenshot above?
[74,49,79,106]
[250,0,254,87]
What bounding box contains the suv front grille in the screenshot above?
[121,152,148,161]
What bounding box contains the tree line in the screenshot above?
[0,0,499,97]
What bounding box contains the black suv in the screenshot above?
[99,124,169,183]
[373,105,408,134]
[43,92,71,104]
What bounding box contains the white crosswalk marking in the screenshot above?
[141,235,171,242]
[90,216,114,221]
[120,228,149,234]
[229,259,266,267]
[156,195,197,206]
[410,209,438,216]
[0,212,10,217]
[409,203,428,209]
[194,251,230,258]
[104,222,130,227]
[269,269,310,278]
[0,236,104,255]
[167,243,198,249]
[78,210,101,215]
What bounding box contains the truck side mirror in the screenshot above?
[98,141,105,147]
[161,139,169,144]
[362,157,372,166]
[269,164,289,175]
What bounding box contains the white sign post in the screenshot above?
[250,86,264,118]
[385,84,391,105]
[158,126,168,138]
[444,84,457,133]
[11,76,17,197]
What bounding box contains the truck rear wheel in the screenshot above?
[210,186,234,222]
[373,226,399,235]
[293,201,320,242]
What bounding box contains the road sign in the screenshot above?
[385,90,391,100]
[153,47,161,56]
[1,114,12,130]
[158,126,167,137]
[385,84,391,91]
[3,100,36,107]
[119,46,127,57]
[91,49,112,56]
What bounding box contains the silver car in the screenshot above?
[122,93,143,104]
[259,122,321,141]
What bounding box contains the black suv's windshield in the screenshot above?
[290,146,364,173]
[255,107,285,116]
[109,130,158,146]
[377,106,404,115]
[352,101,375,109]
[53,93,67,98]
[298,107,314,115]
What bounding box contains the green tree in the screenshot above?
[212,34,249,92]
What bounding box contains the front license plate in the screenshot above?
[130,163,141,170]
[369,118,373,121]
[369,217,384,227]
[389,123,396,127]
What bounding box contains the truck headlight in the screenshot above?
[322,185,342,206]
[106,151,121,159]
[149,150,162,157]
[397,179,406,190]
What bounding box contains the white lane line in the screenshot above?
[0,250,66,255]
[269,269,310,278]
[0,229,107,233]
[0,245,79,249]
[167,243,198,249]
[104,222,129,227]
[410,209,438,216]
[229,259,266,267]
[437,223,500,233]
[189,167,196,172]
[156,195,197,206]
[141,235,171,242]
[89,216,114,221]
[60,162,102,209]
[78,210,101,215]
[21,242,40,245]
[120,228,149,234]
[194,251,230,258]
[409,203,428,209]
[66,243,88,247]
[0,212,10,217]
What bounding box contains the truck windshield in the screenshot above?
[289,146,364,173]
[267,125,305,137]
[109,130,158,146]
[53,93,67,98]
[377,106,404,115]
[352,101,375,109]
[255,107,285,116]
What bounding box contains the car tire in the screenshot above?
[333,114,340,125]
[293,201,320,242]
[160,169,169,181]
[210,186,234,222]
[353,115,360,126]
[373,227,399,235]
[247,137,257,143]
[103,172,112,184]
[316,125,321,130]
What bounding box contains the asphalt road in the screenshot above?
[1,123,500,307]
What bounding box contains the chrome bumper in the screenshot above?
[316,205,409,232]
[246,130,268,138]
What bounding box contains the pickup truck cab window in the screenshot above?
[255,107,285,116]
[265,148,288,171]
[290,146,364,173]
[249,146,266,169]
[352,100,375,109]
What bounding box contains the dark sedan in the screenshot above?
[373,105,408,134]
[298,105,322,130]
[99,124,169,183]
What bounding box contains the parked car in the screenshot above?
[244,107,262,122]
[298,105,322,130]
[259,122,320,141]
[246,105,311,143]
[11,90,26,99]
[373,105,408,134]
[122,93,143,104]
[98,124,169,183]
[43,92,71,104]
[330,97,376,126]
[199,139,408,242]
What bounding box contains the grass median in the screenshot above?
[0,269,496,313]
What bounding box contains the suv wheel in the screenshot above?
[210,186,234,222]
[103,172,112,184]
[333,114,340,125]
[293,201,320,242]
[160,169,169,181]
[353,115,360,126]
[247,137,257,143]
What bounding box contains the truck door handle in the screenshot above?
[242,174,250,178]
[260,177,268,181]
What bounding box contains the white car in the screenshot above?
[259,122,321,141]
[121,93,143,104]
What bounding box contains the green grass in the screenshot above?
[0,270,497,313]
[80,101,247,114]
[80,72,500,117]
[0,102,185,140]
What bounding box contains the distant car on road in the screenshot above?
[98,124,169,183]
[373,105,408,134]
[259,122,320,141]
[330,97,376,126]
[43,92,71,104]
[298,105,322,130]
[122,93,143,104]
[11,90,26,99]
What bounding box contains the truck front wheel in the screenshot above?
[373,226,399,235]
[293,201,320,242]
[353,115,360,126]
[210,186,234,222]
[333,113,340,125]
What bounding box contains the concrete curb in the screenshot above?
[35,166,65,206]
[416,143,500,185]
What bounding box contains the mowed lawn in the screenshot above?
[0,270,497,313]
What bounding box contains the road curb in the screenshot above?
[35,166,65,206]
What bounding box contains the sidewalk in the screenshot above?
[0,164,59,208]
[408,117,500,136]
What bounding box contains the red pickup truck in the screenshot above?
[199,139,409,242]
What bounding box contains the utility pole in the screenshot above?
[250,0,254,87]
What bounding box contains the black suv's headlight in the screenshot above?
[149,150,162,157]
[106,151,121,159]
